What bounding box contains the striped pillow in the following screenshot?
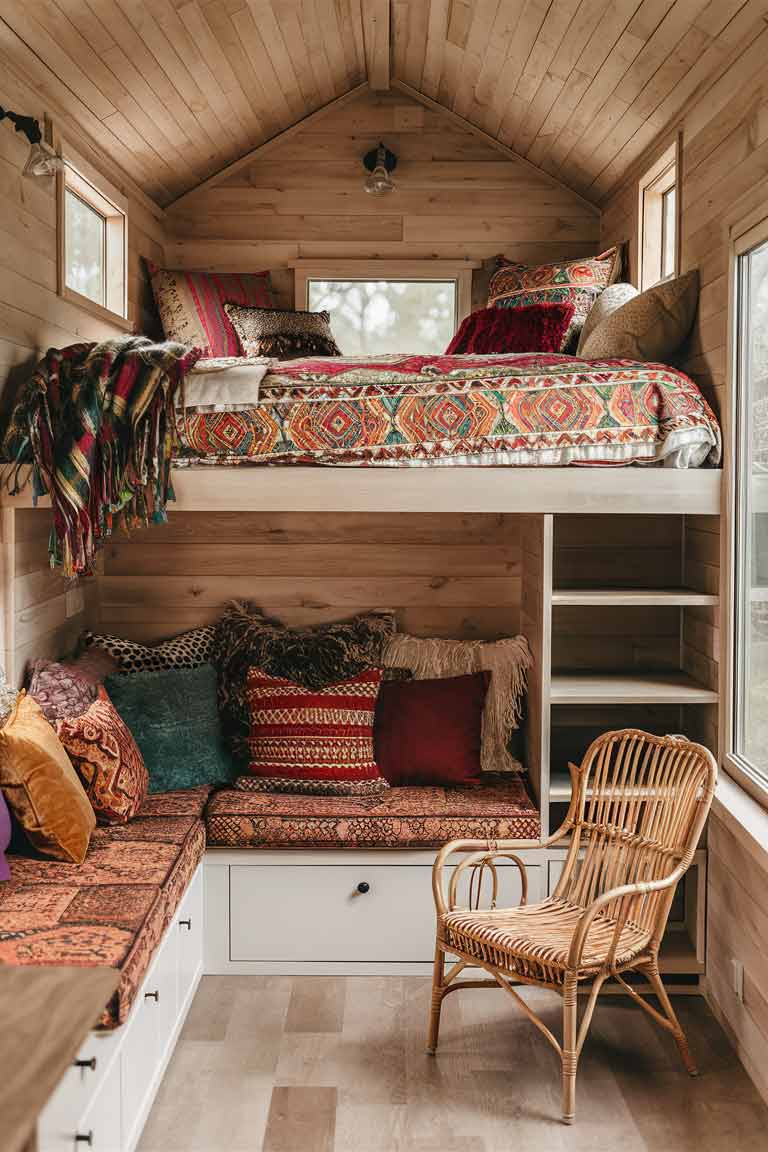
[243,667,388,796]
[147,263,274,358]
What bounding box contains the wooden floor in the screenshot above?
[139,976,768,1152]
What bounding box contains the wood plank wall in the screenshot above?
[99,511,521,643]
[0,52,166,681]
[164,87,601,309]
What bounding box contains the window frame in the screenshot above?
[292,260,478,348]
[57,146,130,328]
[638,139,680,292]
[725,209,768,810]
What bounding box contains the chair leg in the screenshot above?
[562,974,579,1124]
[426,943,445,1054]
[645,965,698,1076]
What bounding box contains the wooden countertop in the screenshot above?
[0,965,119,1152]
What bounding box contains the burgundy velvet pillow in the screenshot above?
[374,672,489,787]
[445,302,575,355]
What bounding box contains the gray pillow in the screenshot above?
[577,283,639,355]
[579,270,699,363]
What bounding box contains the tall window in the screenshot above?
[732,225,768,794]
[60,159,127,320]
[639,142,678,291]
[307,280,457,355]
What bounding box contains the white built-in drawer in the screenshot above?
[38,1021,120,1150]
[229,863,538,964]
[176,867,204,1012]
[74,1049,122,1152]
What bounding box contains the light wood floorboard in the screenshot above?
[138,976,768,1152]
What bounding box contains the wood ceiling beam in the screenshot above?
[166,84,369,212]
[362,0,391,91]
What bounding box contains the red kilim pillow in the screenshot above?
[244,667,388,796]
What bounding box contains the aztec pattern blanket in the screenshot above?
[3,336,200,577]
[175,352,721,470]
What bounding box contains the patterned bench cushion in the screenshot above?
[205,775,540,848]
[0,796,207,1028]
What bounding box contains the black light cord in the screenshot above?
[0,106,42,146]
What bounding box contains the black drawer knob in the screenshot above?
[144,990,159,1002]
[179,918,192,930]
[356,882,370,894]
[75,1132,93,1146]
[74,1057,97,1072]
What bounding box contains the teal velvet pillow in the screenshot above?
[105,663,233,793]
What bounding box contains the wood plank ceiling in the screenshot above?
[0,0,761,208]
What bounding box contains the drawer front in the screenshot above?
[229,863,536,964]
[39,1025,120,1150]
[177,866,204,1011]
[75,1049,122,1152]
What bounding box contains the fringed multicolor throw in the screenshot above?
[2,336,200,577]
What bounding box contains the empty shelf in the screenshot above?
[552,588,718,607]
[550,671,718,705]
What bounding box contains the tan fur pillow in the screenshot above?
[577,283,639,355]
[579,270,699,362]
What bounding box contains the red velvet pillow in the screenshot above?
[374,672,489,787]
[445,302,575,355]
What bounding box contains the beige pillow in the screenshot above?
[579,270,699,362]
[577,283,639,355]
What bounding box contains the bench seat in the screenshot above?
[205,775,540,849]
[0,788,210,1028]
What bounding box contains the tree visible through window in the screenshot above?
[60,159,127,318]
[65,189,104,305]
[307,280,457,355]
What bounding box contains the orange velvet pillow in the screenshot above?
[0,692,95,863]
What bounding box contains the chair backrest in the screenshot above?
[553,729,717,943]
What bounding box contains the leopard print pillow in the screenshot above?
[213,603,396,764]
[83,627,216,674]
[223,303,342,359]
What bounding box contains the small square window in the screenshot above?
[639,143,678,291]
[60,159,127,320]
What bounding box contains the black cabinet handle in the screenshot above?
[144,990,159,1002]
[356,882,370,894]
[75,1132,93,1146]
[74,1057,97,1072]
[179,918,192,930]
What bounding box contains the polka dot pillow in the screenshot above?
[83,627,215,674]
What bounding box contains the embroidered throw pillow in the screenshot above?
[105,663,233,793]
[375,672,489,786]
[445,302,575,355]
[147,264,274,358]
[223,304,342,359]
[381,634,531,774]
[0,693,95,863]
[83,627,215,674]
[213,603,396,763]
[578,270,699,362]
[27,648,118,724]
[576,282,639,355]
[487,247,623,351]
[55,687,148,823]
[243,667,388,796]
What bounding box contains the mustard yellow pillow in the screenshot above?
[0,692,95,863]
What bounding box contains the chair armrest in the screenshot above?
[566,863,688,970]
[432,839,533,918]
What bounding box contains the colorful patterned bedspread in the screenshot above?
[175,352,721,469]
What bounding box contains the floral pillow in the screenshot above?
[27,649,117,724]
[213,603,396,763]
[487,247,623,351]
[56,687,148,824]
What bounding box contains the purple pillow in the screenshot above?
[0,790,11,881]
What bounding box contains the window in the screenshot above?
[639,142,678,291]
[294,260,475,355]
[60,157,127,320]
[307,279,457,355]
[732,223,768,794]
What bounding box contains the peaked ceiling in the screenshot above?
[0,0,760,208]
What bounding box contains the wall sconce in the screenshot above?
[0,106,62,177]
[363,142,397,195]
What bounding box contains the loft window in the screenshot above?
[60,158,127,320]
[639,142,678,291]
[294,261,475,356]
[732,220,768,796]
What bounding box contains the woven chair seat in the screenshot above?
[444,897,651,982]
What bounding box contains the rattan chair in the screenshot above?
[427,729,717,1124]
